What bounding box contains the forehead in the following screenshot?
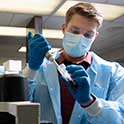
[67,14,98,32]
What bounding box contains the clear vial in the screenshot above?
[40,120,53,124]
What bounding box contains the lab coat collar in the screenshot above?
[88,52,100,87]
[69,101,86,124]
[43,59,62,124]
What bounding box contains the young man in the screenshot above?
[23,2,124,124]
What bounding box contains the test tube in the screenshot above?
[46,52,77,88]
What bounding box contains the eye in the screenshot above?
[84,32,94,39]
[71,30,80,34]
[84,33,91,38]
[70,27,80,34]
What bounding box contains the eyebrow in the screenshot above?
[71,26,80,31]
[71,25,95,34]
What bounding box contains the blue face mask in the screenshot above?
[63,32,94,57]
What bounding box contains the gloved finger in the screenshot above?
[33,34,50,45]
[67,85,77,96]
[71,69,88,78]
[40,45,51,50]
[74,77,90,86]
[39,46,51,55]
[66,65,85,73]
[60,75,78,90]
[60,75,70,86]
[33,34,43,40]
[30,40,50,48]
[28,32,33,41]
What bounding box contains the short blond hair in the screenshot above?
[65,2,103,28]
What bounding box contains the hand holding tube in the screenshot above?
[61,64,92,104]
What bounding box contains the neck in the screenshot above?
[63,52,87,64]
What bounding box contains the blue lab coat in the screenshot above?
[28,52,124,124]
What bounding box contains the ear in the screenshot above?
[95,31,99,38]
[92,31,99,42]
[61,24,66,33]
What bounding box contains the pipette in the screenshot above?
[46,51,77,88]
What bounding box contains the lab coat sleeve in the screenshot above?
[83,96,124,124]
[22,64,37,101]
[22,64,37,80]
[27,79,36,101]
[83,63,124,124]
[23,64,46,102]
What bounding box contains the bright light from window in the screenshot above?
[55,1,124,20]
[0,26,63,39]
[18,46,60,53]
[0,0,61,14]
[0,26,26,37]
[18,46,26,52]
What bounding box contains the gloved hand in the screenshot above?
[28,32,51,70]
[61,64,92,104]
